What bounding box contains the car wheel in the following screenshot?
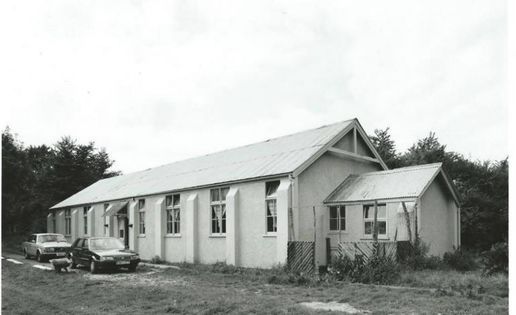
[36,251,43,262]
[90,260,99,274]
[24,249,30,259]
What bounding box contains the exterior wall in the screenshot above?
[296,152,382,266]
[420,179,458,256]
[50,176,289,268]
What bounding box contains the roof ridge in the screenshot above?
[106,119,355,178]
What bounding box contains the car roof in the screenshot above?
[34,233,63,236]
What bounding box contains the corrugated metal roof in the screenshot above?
[51,119,354,209]
[324,163,444,203]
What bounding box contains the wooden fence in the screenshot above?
[287,241,315,274]
[338,241,397,261]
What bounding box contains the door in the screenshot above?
[124,217,129,248]
[117,215,129,248]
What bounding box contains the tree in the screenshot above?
[369,128,401,168]
[1,129,121,235]
[370,128,508,251]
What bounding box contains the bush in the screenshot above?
[398,239,444,270]
[443,248,477,271]
[329,245,400,285]
[481,242,508,275]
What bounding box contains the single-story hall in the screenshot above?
[49,118,460,268]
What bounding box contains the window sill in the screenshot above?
[328,231,348,235]
[209,234,226,238]
[165,234,181,238]
[138,234,146,238]
[262,233,277,238]
[360,236,390,241]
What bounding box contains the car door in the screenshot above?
[71,238,82,262]
[28,235,37,255]
[79,239,90,265]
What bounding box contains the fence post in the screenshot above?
[373,200,378,243]
[313,206,317,274]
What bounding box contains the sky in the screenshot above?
[0,0,508,174]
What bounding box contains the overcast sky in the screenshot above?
[0,0,507,174]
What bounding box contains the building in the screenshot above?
[48,118,460,268]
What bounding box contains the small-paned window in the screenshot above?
[52,212,56,233]
[139,211,146,234]
[64,209,71,235]
[265,181,280,233]
[363,204,387,236]
[138,199,146,235]
[329,206,346,231]
[83,206,91,234]
[210,187,229,234]
[103,203,110,235]
[166,194,181,234]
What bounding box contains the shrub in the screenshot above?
[481,242,508,275]
[398,239,444,270]
[329,245,400,285]
[443,248,477,271]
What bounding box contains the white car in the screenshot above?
[22,233,72,262]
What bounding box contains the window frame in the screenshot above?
[210,187,229,236]
[83,206,90,235]
[52,212,56,233]
[328,205,346,232]
[64,209,71,235]
[265,181,280,234]
[103,203,109,235]
[138,199,146,235]
[166,194,181,235]
[363,204,387,237]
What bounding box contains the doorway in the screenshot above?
[117,205,129,248]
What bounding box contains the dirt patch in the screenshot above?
[84,270,189,287]
[300,301,371,314]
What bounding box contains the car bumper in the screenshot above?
[41,252,69,259]
[95,259,140,269]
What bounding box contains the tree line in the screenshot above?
[2,128,120,235]
[369,128,508,251]
[2,127,508,251]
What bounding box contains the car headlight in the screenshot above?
[100,256,114,261]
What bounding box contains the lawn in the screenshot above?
[1,255,508,315]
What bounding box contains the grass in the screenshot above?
[2,254,508,315]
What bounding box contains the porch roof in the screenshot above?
[324,163,460,205]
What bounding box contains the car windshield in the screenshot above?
[89,238,125,250]
[39,234,66,243]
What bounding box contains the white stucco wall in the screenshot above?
[53,176,288,268]
[419,179,458,256]
[296,152,382,266]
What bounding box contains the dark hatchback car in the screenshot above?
[70,237,140,273]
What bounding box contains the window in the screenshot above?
[138,199,145,210]
[65,209,71,235]
[166,194,180,234]
[265,181,280,233]
[329,206,346,231]
[104,203,109,235]
[210,187,229,234]
[363,204,387,236]
[138,199,146,235]
[52,212,56,233]
[83,206,91,234]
